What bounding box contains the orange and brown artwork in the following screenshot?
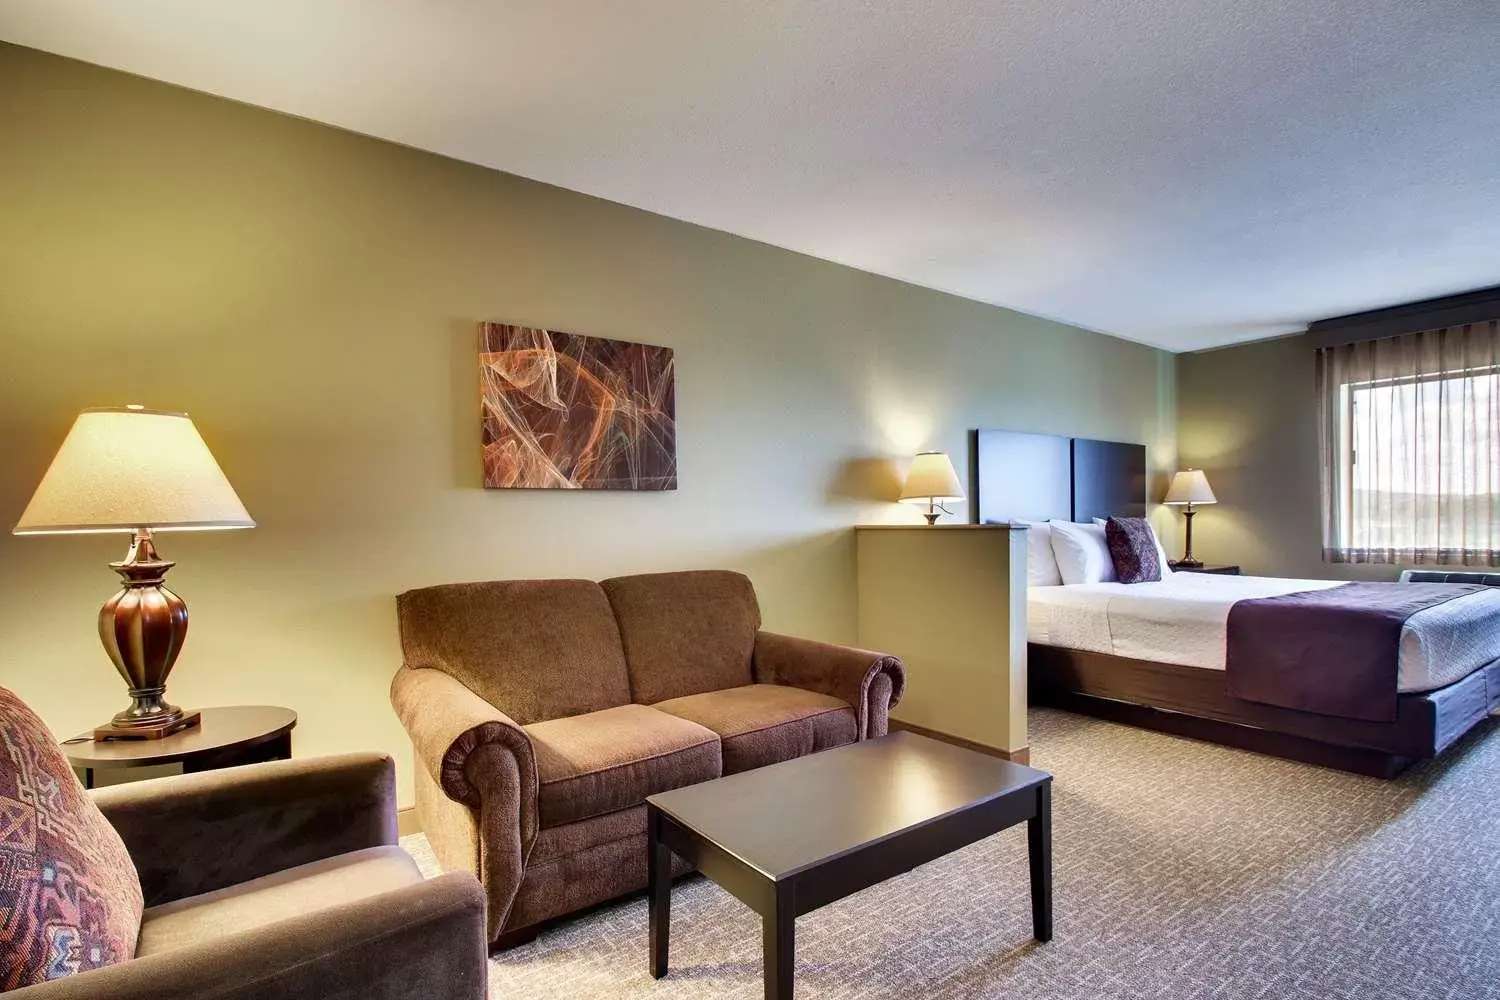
[480,322,677,490]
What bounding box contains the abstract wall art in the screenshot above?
[480,322,677,490]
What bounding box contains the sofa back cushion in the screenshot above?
[397,580,632,725]
[601,571,761,705]
[0,685,143,989]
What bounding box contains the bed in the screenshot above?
[974,428,1500,776]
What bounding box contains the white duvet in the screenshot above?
[1027,573,1500,693]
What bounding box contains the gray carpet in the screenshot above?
[403,709,1500,999]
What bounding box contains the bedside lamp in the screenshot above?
[13,406,254,740]
[1163,468,1216,568]
[899,451,965,525]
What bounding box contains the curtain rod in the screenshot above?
[1308,285,1500,350]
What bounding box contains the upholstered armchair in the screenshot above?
[391,569,905,949]
[6,739,487,1000]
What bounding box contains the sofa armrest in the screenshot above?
[390,665,537,819]
[391,663,539,934]
[753,631,907,739]
[12,872,487,1000]
[91,753,396,907]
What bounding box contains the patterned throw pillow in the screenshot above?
[1105,516,1163,584]
[0,687,142,990]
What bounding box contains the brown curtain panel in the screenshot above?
[1317,320,1500,565]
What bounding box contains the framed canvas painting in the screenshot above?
[480,322,677,490]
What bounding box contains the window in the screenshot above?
[1319,321,1500,565]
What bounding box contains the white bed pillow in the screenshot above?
[1050,520,1117,585]
[1016,521,1064,587]
[1093,517,1174,577]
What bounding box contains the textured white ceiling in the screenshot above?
[4,1,1499,351]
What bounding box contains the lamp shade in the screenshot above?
[1163,468,1217,506]
[899,451,964,503]
[14,407,255,534]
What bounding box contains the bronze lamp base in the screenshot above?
[94,710,201,742]
[92,530,201,742]
[1173,506,1204,568]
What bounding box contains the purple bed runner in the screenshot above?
[1225,582,1485,722]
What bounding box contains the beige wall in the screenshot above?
[856,526,1029,755]
[0,44,1175,803]
[1176,334,1395,580]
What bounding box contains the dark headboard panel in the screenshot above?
[973,429,1146,523]
[1070,438,1147,521]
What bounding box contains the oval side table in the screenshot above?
[64,705,297,789]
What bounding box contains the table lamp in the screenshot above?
[899,451,965,525]
[13,406,254,740]
[1163,468,1216,568]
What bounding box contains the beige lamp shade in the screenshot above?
[899,451,965,503]
[14,407,255,534]
[1163,468,1217,506]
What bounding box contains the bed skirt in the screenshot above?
[1028,643,1500,777]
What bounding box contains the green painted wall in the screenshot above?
[0,43,1175,801]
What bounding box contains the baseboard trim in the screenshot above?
[888,720,1029,764]
[397,805,422,837]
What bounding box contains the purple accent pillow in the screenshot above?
[1105,516,1162,584]
[0,686,142,989]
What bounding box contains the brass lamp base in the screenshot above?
[94,709,201,742]
[920,499,957,525]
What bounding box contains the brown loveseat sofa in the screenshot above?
[390,570,905,947]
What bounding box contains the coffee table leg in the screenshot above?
[1028,781,1053,942]
[763,886,794,1000]
[648,805,671,979]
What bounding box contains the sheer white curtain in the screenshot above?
[1317,320,1500,565]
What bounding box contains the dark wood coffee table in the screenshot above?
[647,731,1052,999]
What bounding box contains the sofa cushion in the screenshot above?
[601,571,761,705]
[0,686,143,989]
[653,684,857,774]
[135,845,422,957]
[397,579,632,725]
[524,705,721,827]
